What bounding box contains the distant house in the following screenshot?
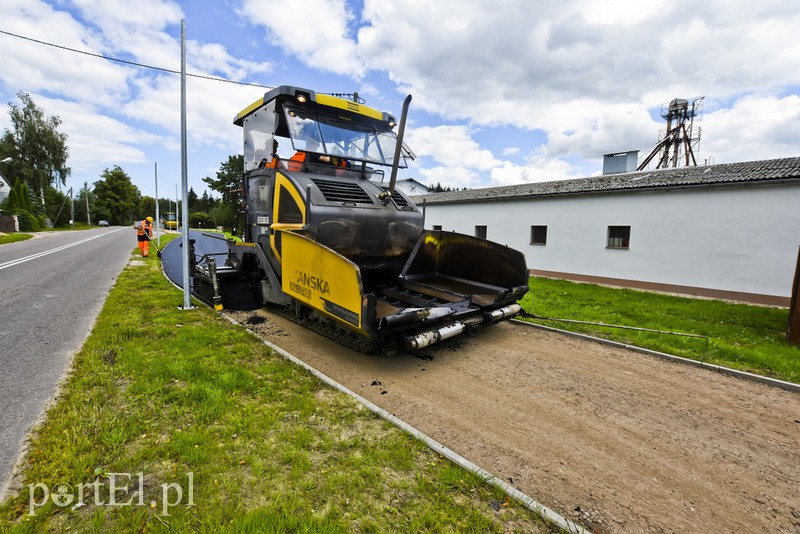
[0,173,11,205]
[394,178,430,196]
[413,157,800,306]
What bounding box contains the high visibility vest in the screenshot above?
[137,220,152,236]
[287,151,347,172]
[257,155,281,170]
[287,152,306,171]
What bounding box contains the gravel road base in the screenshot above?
[231,309,800,533]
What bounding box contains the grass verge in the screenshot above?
[519,277,800,383]
[0,233,32,245]
[0,243,558,533]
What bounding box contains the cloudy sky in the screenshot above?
[1,0,798,199]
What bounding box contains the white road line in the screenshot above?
[0,229,125,271]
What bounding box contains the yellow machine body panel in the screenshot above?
[315,94,383,120]
[280,230,366,332]
[270,172,306,260]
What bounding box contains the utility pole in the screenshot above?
[176,183,180,229]
[53,187,73,227]
[70,190,74,227]
[84,182,91,225]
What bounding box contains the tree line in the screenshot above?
[0,92,243,232]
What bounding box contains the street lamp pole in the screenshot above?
[154,162,160,246]
[179,19,193,310]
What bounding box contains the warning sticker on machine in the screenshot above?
[280,231,364,332]
[289,281,311,299]
[322,299,359,326]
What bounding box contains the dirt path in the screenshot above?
[230,310,800,533]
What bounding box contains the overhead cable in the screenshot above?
[0,29,275,90]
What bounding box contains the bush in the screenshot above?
[16,210,44,231]
[189,211,214,229]
[210,203,239,233]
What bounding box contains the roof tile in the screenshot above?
[414,156,800,204]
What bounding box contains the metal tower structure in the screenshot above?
[637,96,704,171]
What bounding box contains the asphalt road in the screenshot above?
[0,228,135,500]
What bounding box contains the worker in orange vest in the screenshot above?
[136,216,154,257]
[258,139,283,170]
[287,150,306,171]
[288,139,348,172]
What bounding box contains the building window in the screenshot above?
[530,225,547,245]
[607,225,631,249]
[432,225,442,231]
[475,225,487,239]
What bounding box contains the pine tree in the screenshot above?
[4,178,42,230]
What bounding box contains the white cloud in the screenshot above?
[32,94,162,172]
[0,0,273,188]
[417,165,481,189]
[407,125,501,171]
[238,0,365,78]
[188,41,273,80]
[69,0,184,68]
[701,93,800,164]
[356,0,800,180]
[576,0,670,25]
[71,0,183,30]
[358,0,800,119]
[490,156,582,185]
[544,102,657,159]
[0,1,134,106]
[405,123,589,188]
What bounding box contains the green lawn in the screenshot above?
[0,233,33,245]
[519,277,800,383]
[0,224,101,244]
[0,241,557,533]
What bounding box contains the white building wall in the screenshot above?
[423,183,800,299]
[0,175,10,204]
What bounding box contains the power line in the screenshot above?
[0,29,275,90]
